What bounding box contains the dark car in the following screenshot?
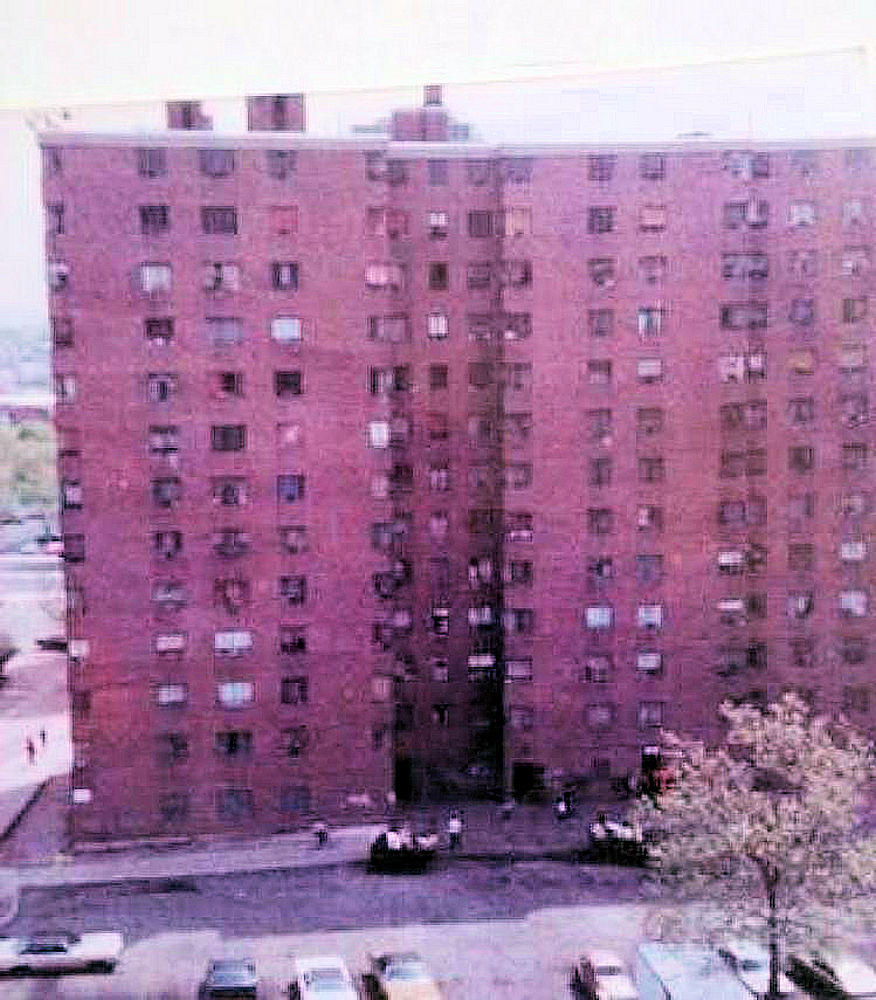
[786,951,876,998]
[199,959,258,999]
[368,831,436,874]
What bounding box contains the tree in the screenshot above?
[634,694,876,999]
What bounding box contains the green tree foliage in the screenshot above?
[635,694,876,998]
[0,421,56,512]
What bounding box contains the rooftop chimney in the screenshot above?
[246,94,306,132]
[166,101,212,130]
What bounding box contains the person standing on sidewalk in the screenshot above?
[447,810,462,852]
[39,729,47,747]
[25,737,36,764]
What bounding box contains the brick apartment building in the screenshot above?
[41,87,874,841]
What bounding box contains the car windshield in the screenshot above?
[210,962,254,983]
[387,961,428,980]
[740,958,764,971]
[596,964,624,976]
[305,968,347,989]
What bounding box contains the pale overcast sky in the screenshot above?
[1,0,875,327]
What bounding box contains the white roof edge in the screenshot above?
[37,131,876,155]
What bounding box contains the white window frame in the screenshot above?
[217,680,255,707]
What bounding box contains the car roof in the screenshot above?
[582,948,627,968]
[207,958,256,983]
[377,952,423,965]
[296,956,349,973]
[25,931,77,945]
[720,939,768,962]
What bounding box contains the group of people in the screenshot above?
[24,729,47,763]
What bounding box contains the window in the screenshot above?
[214,630,253,657]
[147,373,178,403]
[426,158,449,185]
[640,153,666,179]
[841,541,866,562]
[367,421,389,449]
[428,262,449,290]
[718,352,766,383]
[499,207,531,237]
[501,157,533,184]
[723,150,770,178]
[506,658,533,682]
[638,205,666,232]
[840,393,869,428]
[151,477,181,508]
[722,253,769,280]
[283,725,309,757]
[841,493,868,517]
[839,590,868,618]
[505,512,533,543]
[279,576,307,606]
[217,681,254,707]
[271,261,299,291]
[216,788,254,819]
[638,457,665,483]
[157,733,189,764]
[504,362,532,392]
[509,707,534,731]
[636,358,663,384]
[585,606,614,630]
[211,477,247,507]
[280,526,308,554]
[587,360,612,385]
[469,362,492,389]
[153,531,182,559]
[789,299,816,327]
[58,428,81,458]
[46,202,64,235]
[724,199,769,229]
[206,317,242,346]
[266,149,296,179]
[588,308,614,338]
[637,604,664,630]
[788,543,814,572]
[587,407,613,444]
[839,344,867,374]
[430,606,450,636]
[199,149,235,177]
[468,211,494,237]
[213,577,250,612]
[637,554,664,584]
[637,652,663,677]
[637,307,665,338]
[145,318,174,345]
[155,683,188,707]
[787,593,815,620]
[467,264,492,290]
[139,263,171,293]
[427,312,449,341]
[51,317,73,348]
[274,370,303,398]
[203,262,240,292]
[365,264,405,291]
[148,425,179,455]
[840,637,867,664]
[505,463,533,489]
[155,632,186,654]
[639,255,667,284]
[588,556,614,583]
[588,154,616,181]
[841,247,871,277]
[843,199,866,228]
[386,160,407,185]
[788,494,815,520]
[583,655,612,683]
[279,626,307,655]
[140,205,169,236]
[61,480,82,510]
[720,303,768,329]
[587,704,614,728]
[466,160,492,185]
[501,312,532,341]
[843,298,868,324]
[428,465,450,492]
[637,407,663,437]
[842,443,868,471]
[588,258,616,288]
[588,508,614,535]
[505,608,534,634]
[786,249,818,278]
[277,474,305,502]
[211,425,246,451]
[588,207,615,234]
[428,211,449,238]
[212,372,242,399]
[788,201,817,228]
[791,149,818,176]
[138,147,167,178]
[637,505,663,532]
[201,206,238,235]
[788,397,815,426]
[54,374,76,404]
[215,730,253,757]
[790,638,815,669]
[638,702,664,727]
[429,364,448,390]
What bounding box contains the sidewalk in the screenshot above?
[0,797,630,891]
[0,781,46,841]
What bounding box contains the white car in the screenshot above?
[290,956,358,999]
[0,930,124,975]
[574,948,638,999]
[717,939,798,997]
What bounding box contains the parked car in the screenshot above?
[717,939,798,997]
[0,930,123,975]
[786,950,876,998]
[198,958,258,998]
[368,828,436,873]
[572,948,638,999]
[35,636,67,652]
[289,956,358,999]
[369,951,442,999]
[581,815,649,867]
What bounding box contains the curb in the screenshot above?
[0,780,48,843]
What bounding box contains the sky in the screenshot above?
[1,0,875,328]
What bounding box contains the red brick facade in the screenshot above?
[42,93,874,841]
